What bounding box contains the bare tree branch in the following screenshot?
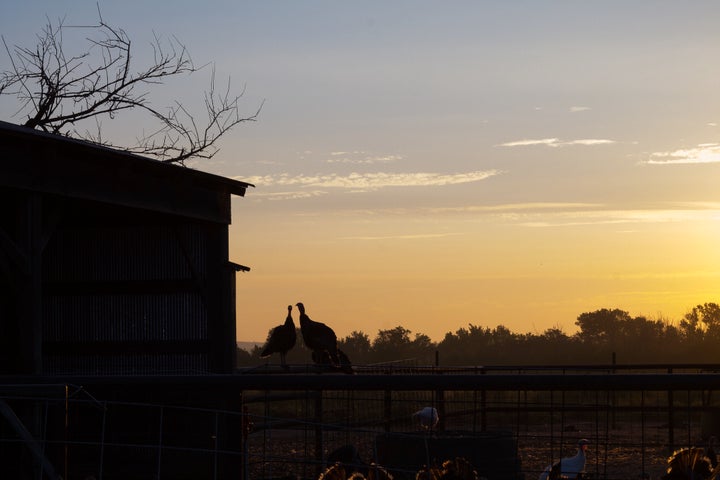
[0,10,261,164]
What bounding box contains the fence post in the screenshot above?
[611,353,617,429]
[99,401,107,480]
[241,403,251,480]
[65,384,68,480]
[314,392,323,479]
[384,390,392,432]
[157,406,164,479]
[668,367,674,454]
[213,411,219,480]
[481,367,487,431]
[435,353,445,432]
[436,389,445,432]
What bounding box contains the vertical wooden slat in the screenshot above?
[18,193,44,374]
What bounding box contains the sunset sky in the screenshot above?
[4,2,720,343]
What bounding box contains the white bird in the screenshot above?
[539,439,590,480]
[412,407,439,430]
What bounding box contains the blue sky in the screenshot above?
[3,2,720,342]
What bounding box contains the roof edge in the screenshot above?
[0,120,255,195]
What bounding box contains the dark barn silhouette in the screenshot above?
[0,120,253,478]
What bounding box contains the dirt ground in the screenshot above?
[244,422,701,480]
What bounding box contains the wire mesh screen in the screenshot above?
[0,387,244,480]
[2,369,720,480]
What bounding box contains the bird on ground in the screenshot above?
[296,302,340,365]
[416,457,480,480]
[441,457,481,480]
[538,439,590,480]
[326,445,393,479]
[412,407,439,430]
[317,462,392,480]
[328,444,365,472]
[365,463,394,480]
[416,463,443,480]
[707,436,719,469]
[318,462,347,480]
[662,447,718,480]
[260,305,297,368]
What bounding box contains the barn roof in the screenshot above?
[0,120,254,224]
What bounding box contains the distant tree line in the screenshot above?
[236,302,720,367]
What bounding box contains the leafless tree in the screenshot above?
[0,9,261,164]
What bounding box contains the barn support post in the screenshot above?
[1,192,61,375]
[205,222,235,373]
[0,193,57,477]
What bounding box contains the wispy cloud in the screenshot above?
[243,170,501,190]
[645,143,720,165]
[497,138,559,147]
[497,138,615,148]
[417,202,720,228]
[428,202,601,214]
[245,190,328,201]
[516,206,720,228]
[327,153,403,165]
[566,139,615,146]
[341,232,462,241]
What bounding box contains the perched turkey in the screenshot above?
[412,407,439,430]
[297,302,340,365]
[335,348,354,374]
[538,439,590,480]
[314,347,354,374]
[260,305,297,368]
[661,447,720,480]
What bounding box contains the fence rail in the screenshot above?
[2,364,720,479]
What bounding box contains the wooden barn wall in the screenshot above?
[40,209,229,375]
